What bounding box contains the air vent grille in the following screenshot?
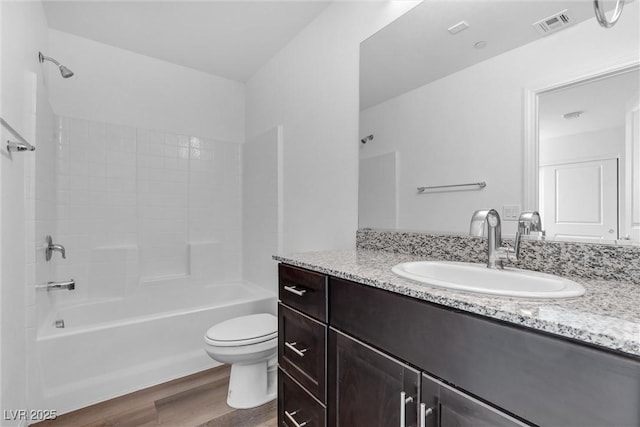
[532,10,573,36]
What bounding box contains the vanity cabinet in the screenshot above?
[278,264,328,426]
[278,263,640,427]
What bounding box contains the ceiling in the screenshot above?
[42,1,331,83]
[360,0,600,110]
[539,68,639,139]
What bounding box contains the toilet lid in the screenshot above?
[205,313,277,346]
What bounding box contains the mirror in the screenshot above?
[359,0,640,242]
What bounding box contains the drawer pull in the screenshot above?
[400,391,414,427]
[284,409,308,427]
[285,341,309,357]
[284,285,307,296]
[419,403,434,427]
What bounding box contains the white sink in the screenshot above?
[391,261,585,298]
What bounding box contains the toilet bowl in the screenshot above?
[203,313,278,409]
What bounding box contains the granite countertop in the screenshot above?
[274,249,640,357]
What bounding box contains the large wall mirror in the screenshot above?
[359,0,639,243]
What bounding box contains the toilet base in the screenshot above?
[226,360,277,409]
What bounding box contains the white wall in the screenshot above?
[242,127,281,294]
[246,1,418,254]
[1,0,56,424]
[360,8,639,235]
[540,127,625,166]
[47,29,245,143]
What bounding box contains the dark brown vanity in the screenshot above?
[277,263,640,427]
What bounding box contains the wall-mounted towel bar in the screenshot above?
[1,117,35,152]
[417,181,486,193]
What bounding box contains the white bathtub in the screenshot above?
[35,281,276,415]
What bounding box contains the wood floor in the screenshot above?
[34,366,277,427]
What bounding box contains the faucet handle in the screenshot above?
[518,211,543,235]
[45,235,66,261]
[510,211,543,262]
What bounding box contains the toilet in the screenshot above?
[203,313,278,409]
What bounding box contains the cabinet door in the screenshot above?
[328,328,420,427]
[420,374,530,427]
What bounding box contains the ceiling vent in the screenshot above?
[532,10,573,36]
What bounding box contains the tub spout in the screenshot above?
[37,279,75,291]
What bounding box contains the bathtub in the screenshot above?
[35,281,276,415]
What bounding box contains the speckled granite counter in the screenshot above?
[274,249,640,357]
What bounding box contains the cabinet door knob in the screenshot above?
[420,403,434,427]
[284,285,307,296]
[285,341,309,357]
[284,409,308,427]
[400,391,414,427]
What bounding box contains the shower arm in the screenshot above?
[38,52,61,67]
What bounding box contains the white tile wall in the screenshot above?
[54,116,242,299]
[137,128,188,279]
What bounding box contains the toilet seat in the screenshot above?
[205,313,277,347]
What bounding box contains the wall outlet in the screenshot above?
[502,205,521,221]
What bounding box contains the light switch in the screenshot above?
[502,205,521,221]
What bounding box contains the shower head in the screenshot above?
[59,65,74,78]
[38,52,74,78]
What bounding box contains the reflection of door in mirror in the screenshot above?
[538,68,639,242]
[540,158,617,241]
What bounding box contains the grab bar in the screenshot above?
[1,117,35,152]
[417,181,486,193]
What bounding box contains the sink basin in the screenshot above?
[391,261,585,298]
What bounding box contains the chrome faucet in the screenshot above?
[470,209,544,269]
[469,209,516,269]
[36,279,75,291]
[45,235,66,261]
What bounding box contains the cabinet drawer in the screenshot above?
[279,303,327,402]
[279,368,326,427]
[279,264,327,322]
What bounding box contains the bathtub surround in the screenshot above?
[52,116,242,303]
[357,229,640,285]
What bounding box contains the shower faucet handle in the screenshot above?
[45,235,66,261]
